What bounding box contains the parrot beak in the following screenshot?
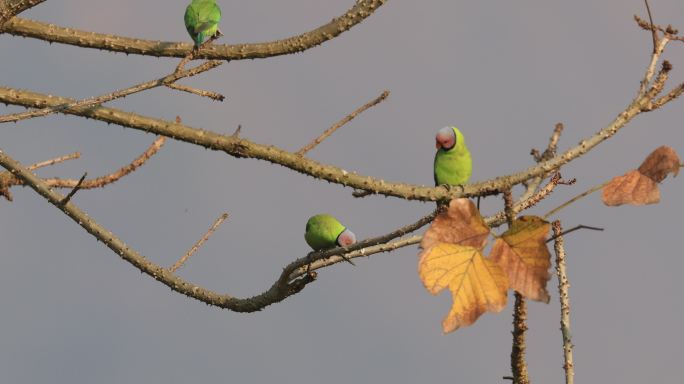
[435,139,442,149]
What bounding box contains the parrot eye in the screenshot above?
[337,229,357,248]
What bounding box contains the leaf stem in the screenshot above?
[543,180,610,219]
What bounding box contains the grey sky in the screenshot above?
[1,1,683,383]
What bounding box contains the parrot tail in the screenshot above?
[194,32,205,48]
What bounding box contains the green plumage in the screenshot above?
[184,0,222,47]
[304,214,347,251]
[434,127,472,186]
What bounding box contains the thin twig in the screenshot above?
[165,82,225,102]
[170,213,230,273]
[552,221,575,384]
[644,0,658,54]
[297,90,389,155]
[41,136,166,190]
[0,61,222,124]
[652,82,684,109]
[543,180,610,219]
[638,36,669,96]
[174,34,221,73]
[27,152,80,170]
[546,225,604,243]
[0,137,165,194]
[521,123,565,204]
[59,172,86,205]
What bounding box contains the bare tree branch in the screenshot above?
[0,148,315,312]
[0,148,441,312]
[0,0,43,27]
[297,90,389,155]
[27,152,80,170]
[1,69,673,202]
[552,221,575,384]
[165,82,225,102]
[511,292,530,384]
[1,0,386,60]
[0,136,166,191]
[0,61,222,124]
[170,213,230,273]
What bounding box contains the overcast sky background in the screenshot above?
[1,1,683,383]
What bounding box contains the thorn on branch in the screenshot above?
[59,172,87,205]
[530,148,542,162]
[352,189,373,198]
[232,124,242,138]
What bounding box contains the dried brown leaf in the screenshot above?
[637,145,680,182]
[419,198,490,254]
[490,216,552,303]
[419,243,509,333]
[602,170,660,206]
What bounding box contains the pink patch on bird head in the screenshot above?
[336,229,357,248]
[435,126,456,150]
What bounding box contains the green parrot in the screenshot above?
[434,126,472,187]
[184,0,222,48]
[305,214,357,265]
[305,214,356,250]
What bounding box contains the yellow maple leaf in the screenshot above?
[419,242,509,333]
[490,216,552,303]
[420,198,490,253]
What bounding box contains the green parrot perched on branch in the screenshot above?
[305,214,357,265]
[184,0,222,48]
[305,214,357,250]
[434,126,472,187]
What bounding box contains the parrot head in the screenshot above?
[435,126,457,150]
[336,228,357,248]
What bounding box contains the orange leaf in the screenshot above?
[602,169,660,206]
[419,243,508,333]
[420,198,490,254]
[490,216,552,303]
[602,146,680,206]
[637,145,680,183]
